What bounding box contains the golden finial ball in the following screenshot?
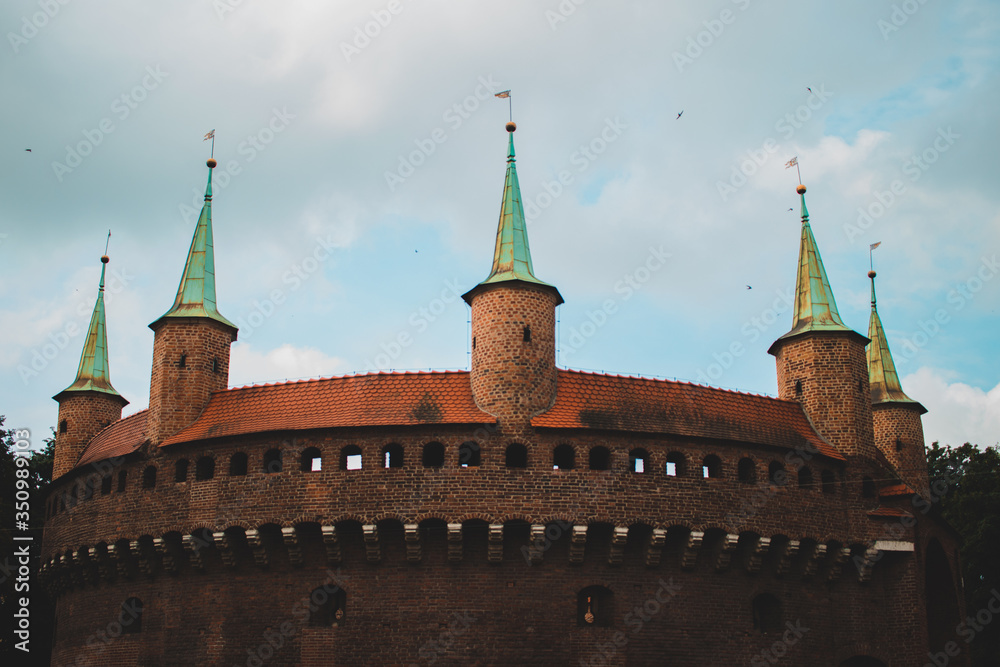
[100,255,110,264]
[207,158,218,169]
[868,270,877,279]
[506,121,516,133]
[796,184,807,195]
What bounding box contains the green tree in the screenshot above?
[927,442,1000,667]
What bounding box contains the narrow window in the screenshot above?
[589,446,610,471]
[553,445,575,470]
[59,420,68,434]
[383,443,404,468]
[798,467,814,489]
[263,448,283,474]
[175,459,189,483]
[300,447,322,472]
[769,461,787,486]
[422,442,445,468]
[308,586,346,626]
[178,354,187,368]
[895,437,903,452]
[142,466,157,489]
[702,455,722,479]
[821,469,835,494]
[229,453,248,476]
[666,452,685,477]
[196,456,215,481]
[117,470,127,493]
[101,475,112,495]
[120,597,143,634]
[458,441,480,467]
[505,443,528,469]
[629,448,649,473]
[212,357,219,373]
[523,325,531,342]
[862,476,876,498]
[752,594,782,634]
[738,458,756,484]
[341,445,362,470]
[795,379,802,395]
[577,586,612,627]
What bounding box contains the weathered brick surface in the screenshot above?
[469,283,559,435]
[772,331,876,460]
[53,392,125,479]
[873,403,930,497]
[147,318,234,445]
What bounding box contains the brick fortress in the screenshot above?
[40,122,966,666]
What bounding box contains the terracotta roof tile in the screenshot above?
[162,371,495,446]
[76,409,148,469]
[868,506,913,519]
[879,483,915,498]
[531,370,844,460]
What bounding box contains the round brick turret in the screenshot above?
[465,282,560,433]
[53,392,128,479]
[873,402,930,497]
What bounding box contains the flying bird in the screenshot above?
[806,87,813,94]
[24,149,31,152]
[676,111,683,119]
[787,208,794,211]
[746,285,752,290]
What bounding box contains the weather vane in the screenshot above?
[495,90,511,121]
[785,156,802,184]
[104,229,111,255]
[204,129,216,159]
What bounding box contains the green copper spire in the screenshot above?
[151,159,236,331]
[478,123,557,292]
[777,184,851,341]
[867,271,924,409]
[54,255,126,402]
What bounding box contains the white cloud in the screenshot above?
[229,342,347,388]
[903,367,1000,447]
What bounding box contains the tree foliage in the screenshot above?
[927,442,1000,667]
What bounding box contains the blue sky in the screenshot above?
[2,0,998,450]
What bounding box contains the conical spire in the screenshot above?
[151,159,236,330]
[55,255,125,401]
[867,270,923,408]
[777,184,851,341]
[477,123,557,292]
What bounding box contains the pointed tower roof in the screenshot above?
[867,270,926,411]
[54,255,128,405]
[463,123,562,305]
[150,159,237,333]
[771,184,857,349]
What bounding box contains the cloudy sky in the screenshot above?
[2,0,998,451]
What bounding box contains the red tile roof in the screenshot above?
[868,506,914,519]
[532,370,844,460]
[162,371,495,446]
[879,483,915,498]
[76,409,148,469]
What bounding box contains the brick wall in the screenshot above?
[147,318,235,445]
[772,332,876,460]
[873,403,930,497]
